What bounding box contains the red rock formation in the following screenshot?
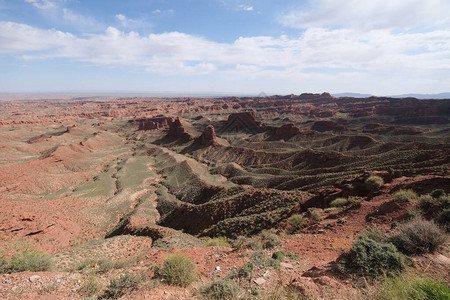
[137,117,174,130]
[220,112,264,134]
[311,121,347,133]
[167,118,194,142]
[198,125,218,146]
[275,124,301,138]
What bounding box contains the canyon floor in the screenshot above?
[0,94,449,299]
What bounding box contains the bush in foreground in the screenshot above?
[0,244,52,273]
[156,255,197,286]
[339,237,405,277]
[392,189,417,202]
[389,217,447,255]
[365,175,384,192]
[199,279,238,300]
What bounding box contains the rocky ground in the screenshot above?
[0,94,449,299]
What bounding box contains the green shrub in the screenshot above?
[418,279,450,299]
[359,226,387,243]
[431,189,446,199]
[78,275,102,297]
[389,217,447,255]
[376,275,450,300]
[418,194,450,227]
[308,209,321,223]
[339,237,405,277]
[228,261,254,279]
[101,273,146,299]
[392,189,417,202]
[365,175,384,191]
[260,230,281,249]
[156,255,197,286]
[199,279,238,300]
[287,214,307,234]
[206,238,231,247]
[330,198,349,207]
[0,244,52,273]
[272,251,286,261]
[438,208,450,227]
[231,236,262,250]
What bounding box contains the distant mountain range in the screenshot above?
[332,92,450,99]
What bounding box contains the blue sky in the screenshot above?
[0,0,449,95]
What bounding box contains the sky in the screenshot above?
[0,0,449,95]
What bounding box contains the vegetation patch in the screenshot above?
[339,236,405,277]
[155,255,197,286]
[231,236,262,250]
[376,275,450,300]
[206,238,231,247]
[260,229,281,249]
[199,279,239,300]
[78,275,102,297]
[389,217,447,255]
[0,243,52,273]
[287,214,307,233]
[100,273,147,299]
[365,175,384,192]
[392,189,417,202]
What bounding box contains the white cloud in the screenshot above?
[238,5,253,11]
[152,9,174,14]
[1,21,449,92]
[280,0,450,30]
[24,0,58,11]
[115,14,151,30]
[24,0,103,31]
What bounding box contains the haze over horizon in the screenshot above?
[1,0,449,95]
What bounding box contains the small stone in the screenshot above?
[29,275,41,283]
[318,229,326,234]
[215,266,221,271]
[263,270,270,278]
[280,262,294,269]
[254,278,266,285]
[5,279,12,284]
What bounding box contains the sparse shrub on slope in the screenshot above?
[206,238,231,247]
[418,194,450,228]
[101,273,147,299]
[231,236,262,250]
[260,229,281,249]
[78,275,102,297]
[389,216,447,255]
[330,198,349,207]
[339,236,405,277]
[199,279,238,300]
[359,226,387,243]
[365,175,384,192]
[156,255,197,286]
[287,214,307,234]
[431,189,446,199]
[0,243,52,273]
[392,189,417,202]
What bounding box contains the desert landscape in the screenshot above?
[0,93,448,299]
